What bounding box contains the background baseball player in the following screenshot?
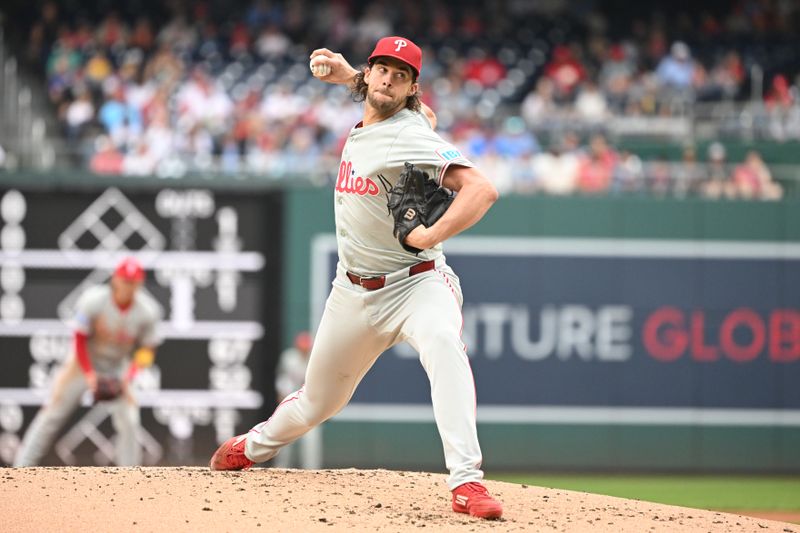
[14,257,162,466]
[210,36,503,519]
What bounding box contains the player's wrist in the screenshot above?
[404,225,438,251]
[346,68,359,85]
[84,370,98,389]
[422,224,444,248]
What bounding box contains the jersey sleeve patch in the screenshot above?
[72,312,91,333]
[435,147,464,162]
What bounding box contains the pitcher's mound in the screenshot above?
[1,467,795,532]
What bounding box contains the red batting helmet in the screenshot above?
[368,36,422,77]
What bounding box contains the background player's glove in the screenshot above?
[93,376,123,403]
[387,162,454,254]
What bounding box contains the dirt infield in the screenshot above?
[1,467,796,532]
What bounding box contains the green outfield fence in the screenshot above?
[284,189,800,473]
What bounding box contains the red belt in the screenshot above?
[347,260,436,291]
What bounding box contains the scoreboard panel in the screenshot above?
[0,187,282,466]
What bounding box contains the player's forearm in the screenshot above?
[425,180,498,244]
[345,67,359,85]
[74,332,94,375]
[328,65,358,86]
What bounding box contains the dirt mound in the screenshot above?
[0,467,795,532]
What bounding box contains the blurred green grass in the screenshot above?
[486,474,800,511]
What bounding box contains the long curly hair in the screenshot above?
[350,67,422,112]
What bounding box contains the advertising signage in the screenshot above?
[312,237,800,414]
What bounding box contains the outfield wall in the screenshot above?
[285,191,800,473]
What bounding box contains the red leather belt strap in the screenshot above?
[347,260,436,291]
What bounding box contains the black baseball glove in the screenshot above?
[387,162,454,254]
[93,376,123,403]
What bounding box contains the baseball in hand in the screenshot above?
[310,59,331,78]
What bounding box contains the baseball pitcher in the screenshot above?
[14,257,162,466]
[210,36,503,519]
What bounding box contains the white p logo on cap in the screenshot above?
[394,39,407,52]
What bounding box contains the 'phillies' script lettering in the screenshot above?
[336,161,379,196]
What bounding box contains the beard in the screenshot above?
[366,90,405,115]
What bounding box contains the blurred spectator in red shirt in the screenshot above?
[764,74,794,109]
[90,136,124,175]
[544,44,587,100]
[576,134,617,194]
[228,21,251,55]
[463,49,506,88]
[732,150,783,200]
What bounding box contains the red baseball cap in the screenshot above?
[294,331,312,352]
[113,257,145,283]
[368,36,422,77]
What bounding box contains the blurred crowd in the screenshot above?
[489,133,783,200]
[10,0,800,198]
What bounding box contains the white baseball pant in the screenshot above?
[245,261,484,489]
[14,355,141,466]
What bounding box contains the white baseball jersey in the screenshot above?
[71,285,162,369]
[334,108,474,276]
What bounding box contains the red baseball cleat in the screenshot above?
[209,434,254,471]
[451,482,503,519]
